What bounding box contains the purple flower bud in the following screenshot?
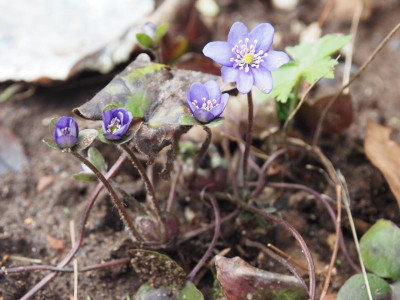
[186,80,229,124]
[53,116,79,148]
[203,22,290,94]
[102,108,133,140]
[142,22,157,40]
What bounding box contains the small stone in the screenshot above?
[24,217,33,225]
[272,0,298,11]
[36,175,54,193]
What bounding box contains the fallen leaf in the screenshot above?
[215,256,307,300]
[46,235,66,252]
[36,176,54,193]
[74,53,235,177]
[364,121,400,210]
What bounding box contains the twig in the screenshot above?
[7,256,42,264]
[243,91,254,189]
[266,182,359,273]
[251,148,288,198]
[120,144,161,224]
[187,195,221,282]
[69,221,78,300]
[343,0,363,94]
[190,126,212,185]
[216,192,315,299]
[267,243,308,272]
[317,0,336,27]
[178,210,239,244]
[166,165,181,212]
[313,22,400,146]
[244,239,309,295]
[4,258,130,275]
[193,248,231,285]
[339,172,373,300]
[220,131,268,160]
[20,154,127,300]
[319,184,342,300]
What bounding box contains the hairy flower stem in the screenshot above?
[120,144,162,224]
[243,91,253,191]
[190,126,212,185]
[71,151,142,242]
[187,195,221,282]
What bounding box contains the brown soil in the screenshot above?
[1,0,399,299]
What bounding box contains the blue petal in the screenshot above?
[69,118,79,137]
[186,91,197,115]
[203,41,233,66]
[227,22,249,45]
[261,50,290,71]
[55,135,77,148]
[210,93,229,118]
[252,67,273,94]
[236,71,254,94]
[221,66,239,83]
[193,109,215,123]
[102,110,113,131]
[204,80,221,101]
[189,82,209,101]
[248,23,274,52]
[126,111,133,126]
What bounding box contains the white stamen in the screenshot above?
[230,37,266,72]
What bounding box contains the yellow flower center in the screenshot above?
[243,53,254,64]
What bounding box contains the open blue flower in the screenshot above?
[102,108,133,140]
[53,116,79,149]
[186,81,229,124]
[203,22,290,94]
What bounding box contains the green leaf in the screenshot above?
[125,89,150,118]
[73,129,98,152]
[97,128,134,145]
[136,33,154,48]
[337,273,391,300]
[205,117,224,128]
[270,34,351,103]
[49,117,60,133]
[155,23,168,43]
[360,219,400,280]
[179,113,201,126]
[177,282,204,300]
[42,138,62,152]
[88,147,107,172]
[103,103,122,112]
[72,172,98,182]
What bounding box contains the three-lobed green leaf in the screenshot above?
[337,273,391,300]
[270,34,351,103]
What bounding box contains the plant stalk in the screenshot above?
[71,151,142,242]
[243,91,254,190]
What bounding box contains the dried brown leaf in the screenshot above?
[364,121,400,210]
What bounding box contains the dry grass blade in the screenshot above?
[69,220,78,300]
[338,172,373,300]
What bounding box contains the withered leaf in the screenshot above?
[364,121,400,210]
[74,54,235,176]
[215,256,307,300]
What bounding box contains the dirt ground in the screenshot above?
[1,0,399,299]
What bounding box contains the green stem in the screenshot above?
[243,91,253,190]
[70,152,142,242]
[120,144,162,224]
[190,126,212,185]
